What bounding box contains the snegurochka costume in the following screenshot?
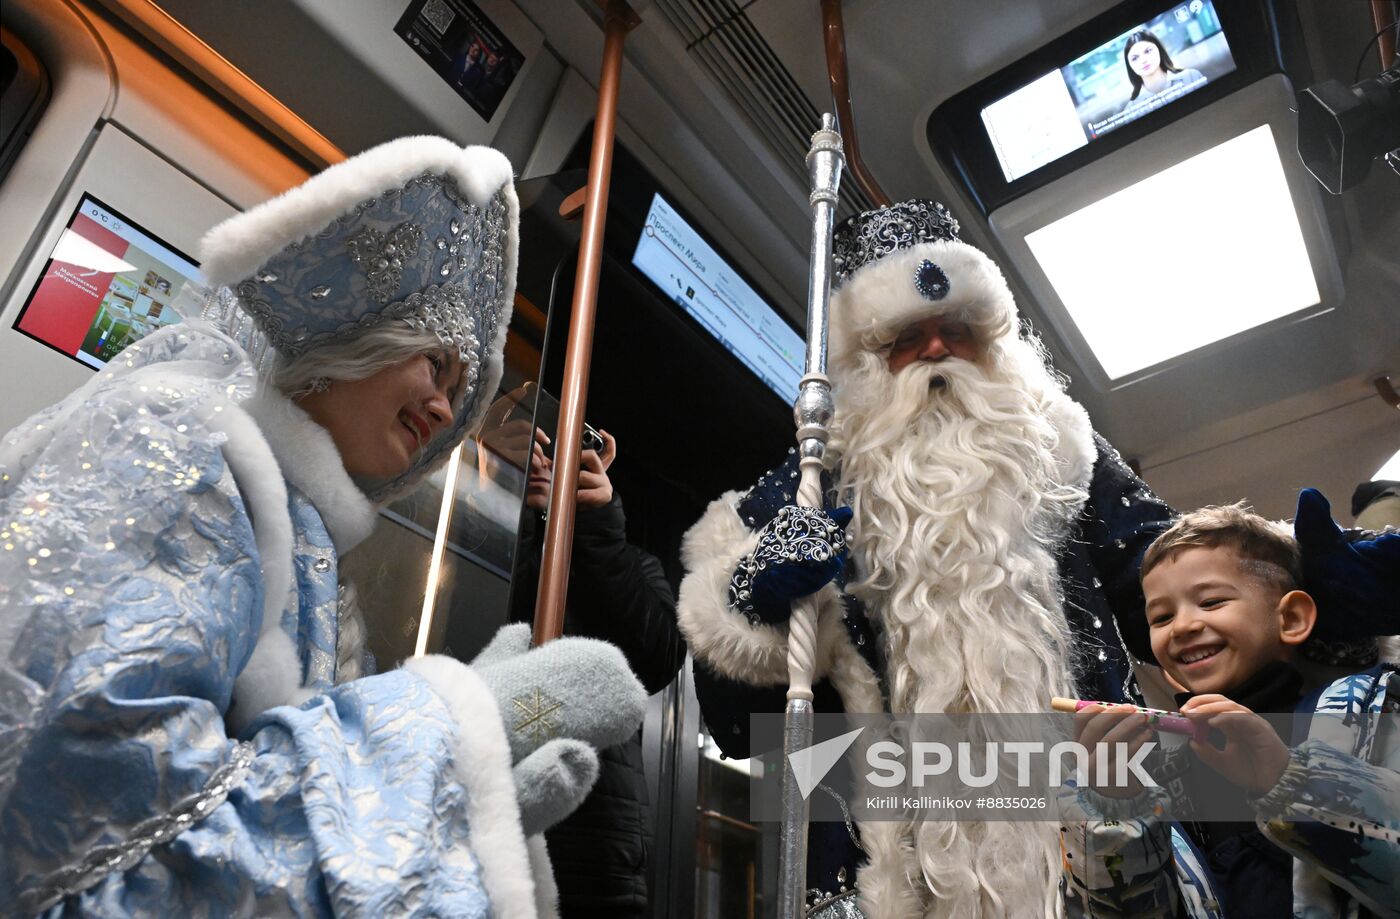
[0,137,645,917]
[675,200,1177,917]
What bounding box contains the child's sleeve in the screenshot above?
[1253,739,1400,916]
[1056,783,1181,918]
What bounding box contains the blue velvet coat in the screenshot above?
[676,430,1175,914]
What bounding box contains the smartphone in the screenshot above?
[532,389,605,457]
[580,424,606,454]
[545,422,605,457]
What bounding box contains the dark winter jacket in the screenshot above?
[510,495,685,918]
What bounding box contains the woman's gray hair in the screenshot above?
[266,321,461,398]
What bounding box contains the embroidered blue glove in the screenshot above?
[1294,488,1400,641]
[729,505,852,625]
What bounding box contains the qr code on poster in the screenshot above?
[421,0,456,34]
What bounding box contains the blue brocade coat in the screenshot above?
[0,326,552,917]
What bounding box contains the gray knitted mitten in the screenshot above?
[471,623,647,835]
[512,739,599,837]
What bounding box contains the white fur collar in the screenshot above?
[240,389,377,553]
[1043,390,1096,492]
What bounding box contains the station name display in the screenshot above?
[631,192,803,403]
[981,0,1237,182]
[13,195,201,370]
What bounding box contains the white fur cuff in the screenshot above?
[676,491,850,686]
[403,654,540,919]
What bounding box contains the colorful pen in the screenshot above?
[1050,696,1205,741]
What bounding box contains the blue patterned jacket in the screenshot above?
[0,327,551,917]
[1060,666,1400,918]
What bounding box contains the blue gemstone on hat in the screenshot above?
[915,260,950,301]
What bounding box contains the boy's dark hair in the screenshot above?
[1141,502,1302,596]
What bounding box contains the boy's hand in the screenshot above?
[1074,705,1153,799]
[1180,695,1290,794]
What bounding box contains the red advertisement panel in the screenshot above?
[16,214,127,357]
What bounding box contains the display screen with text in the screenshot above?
[631,192,802,403]
[14,195,200,369]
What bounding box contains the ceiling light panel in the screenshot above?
[1024,124,1321,380]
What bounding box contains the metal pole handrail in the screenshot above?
[777,113,844,919]
[533,0,641,645]
[820,0,890,208]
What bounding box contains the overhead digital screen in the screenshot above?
[13,195,201,370]
[395,0,526,122]
[1024,125,1320,381]
[981,0,1236,183]
[631,192,803,403]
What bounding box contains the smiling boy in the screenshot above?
[1060,502,1400,919]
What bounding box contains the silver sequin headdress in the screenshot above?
[197,135,518,499]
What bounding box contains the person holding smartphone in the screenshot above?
[509,425,686,917]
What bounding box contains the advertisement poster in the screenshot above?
[395,0,526,121]
[13,196,200,370]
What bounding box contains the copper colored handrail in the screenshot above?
[819,0,890,208]
[533,0,640,646]
[1373,0,1397,71]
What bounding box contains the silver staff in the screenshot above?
[778,113,844,919]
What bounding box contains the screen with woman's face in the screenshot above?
[981,0,1237,183]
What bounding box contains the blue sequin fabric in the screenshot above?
[232,173,509,365]
[914,259,951,301]
[728,505,848,625]
[733,451,882,674]
[0,326,499,917]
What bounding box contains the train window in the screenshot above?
[695,730,769,917]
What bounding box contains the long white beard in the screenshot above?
[830,346,1085,918]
